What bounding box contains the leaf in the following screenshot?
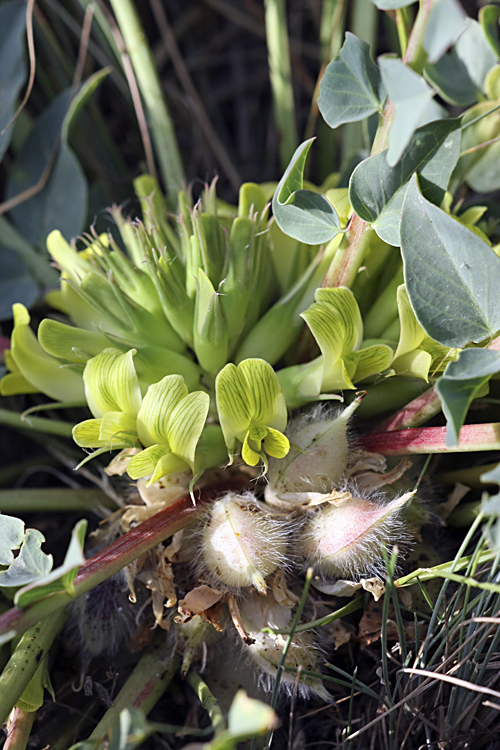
[6,89,88,245]
[0,529,52,588]
[425,19,497,105]
[400,176,500,348]
[14,520,87,607]
[349,118,461,246]
[0,0,27,161]
[455,102,500,194]
[0,246,39,321]
[227,690,278,738]
[366,0,413,8]
[61,67,111,141]
[480,4,500,57]
[423,0,468,64]
[318,33,386,128]
[378,57,436,167]
[0,514,25,565]
[436,349,500,446]
[38,319,109,362]
[272,139,341,244]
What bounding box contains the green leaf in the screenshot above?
[0,529,52,588]
[272,139,341,244]
[366,0,413,8]
[166,391,210,467]
[423,0,468,64]
[62,67,111,142]
[349,118,461,246]
[425,19,497,106]
[400,177,500,348]
[83,348,141,419]
[0,246,39,321]
[480,4,500,57]
[318,33,386,128]
[15,520,87,607]
[455,102,500,194]
[227,690,278,738]
[0,514,25,566]
[378,57,436,167]
[436,348,500,446]
[136,374,187,447]
[0,0,27,161]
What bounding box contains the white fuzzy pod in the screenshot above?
[300,491,412,580]
[201,492,289,594]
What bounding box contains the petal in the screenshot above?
[84,348,141,418]
[10,304,85,403]
[127,443,171,480]
[148,451,190,485]
[166,391,210,467]
[216,363,252,452]
[73,419,106,448]
[136,374,188,446]
[242,432,261,466]
[238,358,287,432]
[263,427,290,459]
[394,284,426,360]
[99,411,138,448]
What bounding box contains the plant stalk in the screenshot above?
[3,707,36,750]
[0,409,74,437]
[0,476,248,645]
[361,422,500,455]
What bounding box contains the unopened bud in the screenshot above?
[200,492,289,594]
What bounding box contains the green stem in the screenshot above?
[0,476,247,645]
[3,707,36,750]
[402,0,433,74]
[0,609,68,725]
[0,488,117,513]
[0,409,73,438]
[395,8,410,56]
[186,671,225,734]
[264,0,298,170]
[108,0,184,195]
[89,633,179,740]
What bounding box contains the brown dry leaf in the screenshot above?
[358,598,398,648]
[329,619,354,649]
[176,585,226,631]
[104,448,140,476]
[360,577,386,601]
[354,458,413,493]
[271,571,300,607]
[347,450,387,477]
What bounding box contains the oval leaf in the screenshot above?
[401,176,500,348]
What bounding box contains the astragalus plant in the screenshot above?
[3,1,500,748]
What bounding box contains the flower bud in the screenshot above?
[299,489,413,579]
[200,492,289,594]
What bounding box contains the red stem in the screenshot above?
[361,423,500,455]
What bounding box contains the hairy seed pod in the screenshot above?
[200,492,289,594]
[300,490,413,580]
[265,398,362,509]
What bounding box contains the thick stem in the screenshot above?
[0,409,73,437]
[361,422,500,455]
[0,476,247,645]
[3,708,36,750]
[0,609,68,725]
[89,632,179,739]
[373,386,442,432]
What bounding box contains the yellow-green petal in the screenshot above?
[216,362,252,451]
[73,419,106,448]
[99,411,138,448]
[83,348,141,419]
[136,374,188,447]
[127,443,171,480]
[238,358,287,432]
[263,427,290,459]
[394,285,426,360]
[148,451,190,485]
[166,391,210,468]
[242,432,261,466]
